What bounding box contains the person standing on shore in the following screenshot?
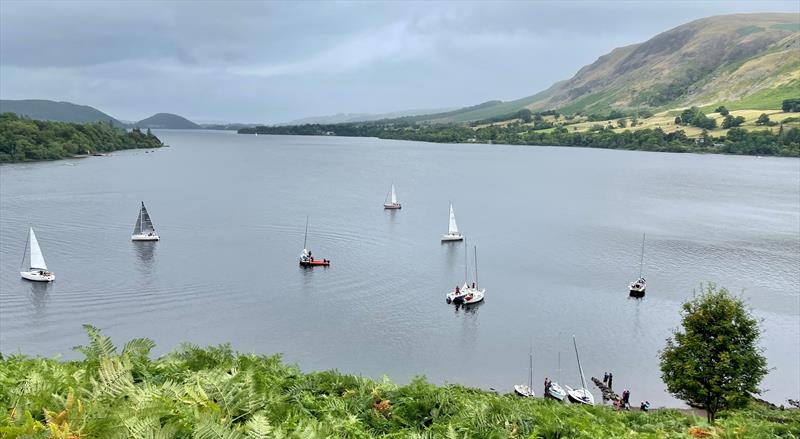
[603,372,609,384]
[608,372,613,389]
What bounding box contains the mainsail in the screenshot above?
[28,227,47,270]
[134,202,156,235]
[448,204,459,234]
[390,184,397,204]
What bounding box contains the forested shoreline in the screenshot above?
[0,113,164,163]
[239,122,800,157]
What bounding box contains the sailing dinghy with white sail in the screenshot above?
[565,335,594,405]
[629,233,646,297]
[514,347,535,397]
[131,202,159,241]
[383,183,401,209]
[546,350,568,401]
[20,227,55,282]
[441,203,463,241]
[447,244,485,305]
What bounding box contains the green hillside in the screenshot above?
[136,112,201,129]
[0,99,125,127]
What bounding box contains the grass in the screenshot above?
[1,326,799,438]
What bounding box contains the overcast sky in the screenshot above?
[1,1,797,123]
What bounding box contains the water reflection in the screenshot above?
[133,242,157,275]
[27,280,51,317]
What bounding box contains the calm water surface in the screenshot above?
[1,130,798,407]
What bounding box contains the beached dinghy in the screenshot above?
[131,202,159,241]
[565,335,594,405]
[629,233,646,297]
[514,347,535,397]
[441,203,463,242]
[20,227,55,282]
[383,183,401,209]
[299,216,330,267]
[546,350,568,401]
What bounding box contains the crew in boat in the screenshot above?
[455,285,460,294]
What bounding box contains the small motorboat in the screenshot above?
[20,227,55,282]
[131,202,160,241]
[299,217,330,267]
[514,347,535,398]
[383,183,401,209]
[441,203,463,241]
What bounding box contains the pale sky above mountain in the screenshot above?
[1,1,797,123]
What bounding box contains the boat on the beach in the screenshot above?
[546,350,568,401]
[565,335,594,405]
[629,233,646,297]
[441,203,463,241]
[131,202,159,241]
[20,227,55,282]
[299,216,330,267]
[514,346,535,397]
[383,183,401,209]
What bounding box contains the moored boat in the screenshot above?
[383,183,401,209]
[299,216,330,267]
[20,227,55,282]
[566,335,594,405]
[131,202,159,241]
[514,347,535,397]
[628,233,646,297]
[441,203,463,241]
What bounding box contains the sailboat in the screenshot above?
[383,183,401,209]
[628,233,646,297]
[565,335,595,405]
[299,216,330,267]
[514,346,535,397]
[20,227,55,282]
[546,348,568,401]
[131,202,159,241]
[441,203,463,241]
[450,245,485,305]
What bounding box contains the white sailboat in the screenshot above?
[383,183,401,209]
[565,335,595,405]
[514,346,535,397]
[448,245,485,305]
[441,203,463,241]
[131,202,159,241]
[20,227,55,282]
[629,233,646,297]
[546,347,568,401]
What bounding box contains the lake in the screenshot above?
[1,130,798,407]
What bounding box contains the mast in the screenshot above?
[20,226,31,269]
[463,237,468,284]
[638,233,646,278]
[528,346,533,390]
[473,245,478,288]
[573,335,587,391]
[303,216,309,250]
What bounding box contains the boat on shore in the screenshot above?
[546,350,568,401]
[20,227,55,282]
[131,202,159,241]
[629,233,646,297]
[441,203,463,242]
[383,183,401,209]
[514,347,535,397]
[299,216,330,267]
[565,335,594,405]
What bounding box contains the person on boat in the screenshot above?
[603,372,609,384]
[455,285,460,294]
[544,377,551,394]
[472,282,476,289]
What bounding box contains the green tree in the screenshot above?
[722,115,745,129]
[660,284,768,423]
[755,113,770,126]
[517,109,532,123]
[715,106,730,116]
[782,98,800,112]
[617,118,627,128]
[674,116,682,125]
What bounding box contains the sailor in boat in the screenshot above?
[455,285,460,295]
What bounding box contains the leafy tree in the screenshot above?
[782,98,800,112]
[722,115,745,129]
[715,106,730,116]
[517,109,532,123]
[617,118,627,128]
[755,114,771,126]
[660,284,768,423]
[674,116,682,125]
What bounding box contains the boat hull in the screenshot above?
[21,270,55,282]
[132,234,159,241]
[300,259,330,267]
[441,233,463,242]
[452,288,485,305]
[513,385,534,397]
[546,382,567,401]
[383,203,401,209]
[565,386,595,405]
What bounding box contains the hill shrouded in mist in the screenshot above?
[135,113,201,129]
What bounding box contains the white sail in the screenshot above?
[28,228,47,270]
[133,202,156,235]
[448,204,459,234]
[390,184,397,204]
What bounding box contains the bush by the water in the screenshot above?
[2,326,798,438]
[0,113,164,162]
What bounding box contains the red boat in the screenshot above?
[300,258,330,267]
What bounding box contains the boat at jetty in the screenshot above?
[441,204,463,241]
[383,183,401,209]
[514,347,535,397]
[299,216,330,267]
[565,335,594,405]
[629,233,646,297]
[20,227,55,282]
[131,202,159,241]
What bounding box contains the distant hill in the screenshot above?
[136,113,200,129]
[0,99,125,126]
[285,107,455,125]
[407,13,799,123]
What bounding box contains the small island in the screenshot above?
[0,112,165,163]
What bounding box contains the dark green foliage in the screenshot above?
[0,113,163,162]
[518,109,532,123]
[680,107,717,129]
[722,115,746,129]
[715,106,730,116]
[674,116,682,125]
[782,98,800,112]
[660,285,769,423]
[755,113,778,126]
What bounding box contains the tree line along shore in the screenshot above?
[0,113,164,163]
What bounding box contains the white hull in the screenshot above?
[546,382,567,401]
[383,203,401,209]
[449,287,484,305]
[132,234,160,241]
[446,283,471,303]
[629,278,646,296]
[513,385,534,397]
[565,386,595,405]
[441,233,463,242]
[21,270,55,282]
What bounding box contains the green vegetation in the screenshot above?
[783,98,800,112]
[721,115,746,129]
[660,285,768,423]
[0,113,164,162]
[2,325,797,438]
[678,107,717,130]
[0,99,125,127]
